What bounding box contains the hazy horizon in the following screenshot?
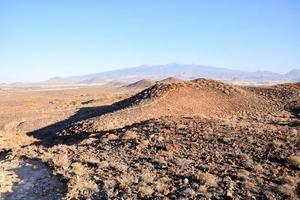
[1,63,299,84]
[1,0,299,83]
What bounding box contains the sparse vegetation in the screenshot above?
[0,79,299,199]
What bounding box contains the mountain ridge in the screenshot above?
[3,64,300,86]
[64,64,300,84]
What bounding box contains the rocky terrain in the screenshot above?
[0,79,299,199]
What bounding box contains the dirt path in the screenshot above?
[0,153,67,200]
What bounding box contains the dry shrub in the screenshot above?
[138,185,154,198]
[104,179,117,198]
[287,155,300,169]
[66,161,99,198]
[281,176,298,186]
[122,130,138,140]
[113,161,128,172]
[107,133,118,140]
[236,169,250,182]
[241,181,258,193]
[140,169,155,183]
[196,172,219,187]
[183,188,196,198]
[117,174,134,189]
[277,175,299,199]
[100,133,119,143]
[277,184,298,200]
[137,139,150,150]
[98,160,109,169]
[155,180,169,195]
[252,163,263,173]
[71,162,89,176]
[43,152,70,170]
[176,158,194,170]
[79,155,100,165]
[240,154,254,170]
[67,177,99,199]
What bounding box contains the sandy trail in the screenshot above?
[0,153,66,200]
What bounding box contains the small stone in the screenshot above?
[106,134,118,141]
[227,190,233,198]
[183,178,189,184]
[149,134,155,139]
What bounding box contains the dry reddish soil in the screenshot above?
[0,79,299,200]
[0,86,136,199]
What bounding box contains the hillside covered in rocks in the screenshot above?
[1,79,299,199]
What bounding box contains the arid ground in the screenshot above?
[0,79,299,199]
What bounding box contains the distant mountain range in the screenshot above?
[3,64,300,87]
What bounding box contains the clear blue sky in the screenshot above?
[0,0,299,83]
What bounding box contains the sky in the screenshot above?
[0,0,299,83]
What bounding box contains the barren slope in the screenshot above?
[126,79,156,89]
[68,79,280,133]
[158,77,182,84]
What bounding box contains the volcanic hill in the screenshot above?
[56,79,285,135]
[126,79,157,89]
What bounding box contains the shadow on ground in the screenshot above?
[26,89,300,148]
[1,159,67,200]
[285,100,300,118]
[26,104,119,147]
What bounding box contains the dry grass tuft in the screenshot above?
[138,185,154,198]
[155,180,170,195]
[287,155,300,169]
[196,172,219,188]
[71,162,89,176]
[140,169,155,183]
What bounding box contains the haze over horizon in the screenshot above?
[1,0,300,83]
